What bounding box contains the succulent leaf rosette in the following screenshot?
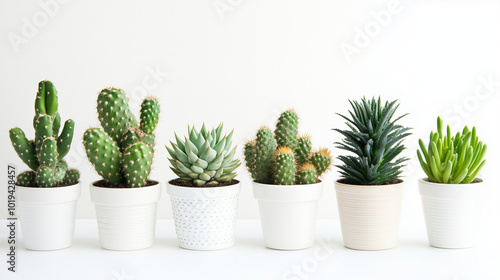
[167,124,240,186]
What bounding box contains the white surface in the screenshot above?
[0,219,499,280]
[1,1,499,220]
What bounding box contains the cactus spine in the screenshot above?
[9,80,80,187]
[244,109,332,185]
[83,88,159,187]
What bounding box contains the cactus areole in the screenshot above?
[84,88,160,188]
[9,80,80,187]
[244,109,332,185]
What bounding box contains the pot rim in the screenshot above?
[334,178,405,188]
[15,181,80,189]
[90,179,160,189]
[167,179,240,189]
[418,177,483,186]
[251,180,322,188]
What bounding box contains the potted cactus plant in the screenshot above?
[9,80,80,250]
[166,124,241,250]
[244,109,332,250]
[417,117,486,248]
[334,97,411,250]
[84,88,160,251]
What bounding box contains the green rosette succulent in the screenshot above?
[167,124,240,186]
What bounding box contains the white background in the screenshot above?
[0,0,499,237]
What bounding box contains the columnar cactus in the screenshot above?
[83,88,159,188]
[9,80,80,187]
[244,109,332,185]
[167,124,241,186]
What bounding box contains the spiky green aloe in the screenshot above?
[417,117,486,184]
[244,109,332,185]
[167,124,240,186]
[334,97,411,185]
[9,80,80,187]
[83,88,159,188]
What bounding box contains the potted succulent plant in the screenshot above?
[9,80,80,250]
[334,97,411,250]
[83,88,160,251]
[244,109,332,250]
[417,117,486,248]
[166,123,241,250]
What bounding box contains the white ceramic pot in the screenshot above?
[17,182,81,250]
[90,181,161,251]
[252,181,323,250]
[166,180,241,251]
[419,178,482,249]
[335,179,404,250]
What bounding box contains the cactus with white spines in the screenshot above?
[9,80,80,187]
[244,109,332,185]
[83,88,159,188]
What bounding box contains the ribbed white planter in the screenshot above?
[419,178,482,249]
[167,180,241,250]
[90,181,161,251]
[252,181,323,250]
[17,182,81,251]
[335,179,404,250]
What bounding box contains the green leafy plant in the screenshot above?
[417,117,486,184]
[9,80,80,187]
[334,97,411,185]
[244,109,332,185]
[167,124,240,186]
[83,88,160,188]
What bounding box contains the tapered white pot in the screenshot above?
[335,179,404,250]
[419,178,482,249]
[17,182,81,250]
[90,181,161,251]
[252,181,323,250]
[167,180,241,250]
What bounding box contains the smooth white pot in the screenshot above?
[335,179,404,251]
[167,180,241,250]
[90,181,161,251]
[252,181,323,250]
[17,182,81,250]
[419,178,482,249]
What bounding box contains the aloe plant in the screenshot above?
[334,97,411,185]
[417,117,486,184]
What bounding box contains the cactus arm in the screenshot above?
[57,119,75,160]
[295,135,312,165]
[83,128,122,185]
[274,146,296,185]
[35,165,56,187]
[274,109,299,149]
[122,142,153,188]
[35,114,53,153]
[243,139,256,179]
[97,88,138,143]
[16,171,36,186]
[52,113,61,136]
[43,81,58,116]
[297,163,318,184]
[140,97,160,134]
[253,127,276,184]
[62,169,80,185]
[35,81,47,115]
[309,148,332,177]
[39,137,58,169]
[9,128,39,171]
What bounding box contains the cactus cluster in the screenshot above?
[417,117,486,184]
[167,124,240,186]
[244,109,332,185]
[9,81,80,187]
[83,88,159,188]
[335,97,411,185]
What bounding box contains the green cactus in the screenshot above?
[297,163,318,184]
[244,109,332,185]
[9,80,80,187]
[274,147,296,185]
[167,124,240,186]
[84,88,159,187]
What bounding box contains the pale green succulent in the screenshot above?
[166,124,240,186]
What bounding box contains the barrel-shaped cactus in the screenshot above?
[9,80,80,187]
[244,109,332,185]
[167,124,240,186]
[83,88,159,188]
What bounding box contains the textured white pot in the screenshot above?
[90,181,161,251]
[167,180,241,250]
[17,182,81,250]
[252,181,323,250]
[419,178,482,249]
[335,179,404,250]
